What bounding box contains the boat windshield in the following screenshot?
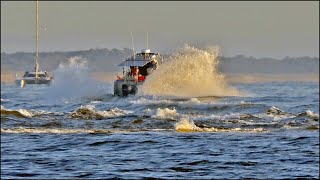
[118,60,150,67]
[25,73,47,77]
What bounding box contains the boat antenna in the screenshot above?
[130,32,135,60]
[147,32,149,49]
[35,0,39,78]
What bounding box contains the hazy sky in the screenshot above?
[1,1,319,58]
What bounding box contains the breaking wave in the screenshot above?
[69,105,129,120]
[139,45,240,97]
[1,128,123,134]
[153,107,179,119]
[175,118,267,133]
[297,109,319,120]
[1,108,33,118]
[0,106,64,118]
[0,127,169,134]
[264,106,319,121]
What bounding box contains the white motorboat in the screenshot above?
[114,48,161,96]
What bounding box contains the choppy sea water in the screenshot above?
[1,81,319,179]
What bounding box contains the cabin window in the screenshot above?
[25,74,47,77]
[26,74,36,77]
[38,74,47,77]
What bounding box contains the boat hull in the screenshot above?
[114,80,140,96]
[15,79,52,86]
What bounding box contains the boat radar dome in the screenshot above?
[141,49,151,53]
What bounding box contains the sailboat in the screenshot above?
[15,0,53,87]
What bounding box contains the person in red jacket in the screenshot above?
[131,66,145,82]
[138,75,145,82]
[131,66,139,76]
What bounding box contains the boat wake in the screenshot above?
[139,45,241,97]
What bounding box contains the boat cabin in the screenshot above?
[118,49,160,82]
[23,71,49,77]
[23,71,51,78]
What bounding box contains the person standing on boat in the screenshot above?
[131,66,146,82]
[151,58,158,70]
[131,66,139,76]
[131,66,140,82]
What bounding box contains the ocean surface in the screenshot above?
[1,80,319,179]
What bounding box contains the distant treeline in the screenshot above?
[1,48,133,72]
[1,48,319,74]
[219,55,319,74]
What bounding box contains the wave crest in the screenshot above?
[1,106,33,118]
[69,105,127,120]
[153,107,179,119]
[175,118,267,133]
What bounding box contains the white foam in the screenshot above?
[265,106,296,120]
[266,114,296,120]
[1,106,34,118]
[175,118,202,132]
[17,109,34,117]
[0,127,167,134]
[240,101,253,104]
[153,107,179,119]
[306,109,319,119]
[190,98,201,103]
[90,100,102,104]
[143,108,153,116]
[1,106,64,118]
[178,100,235,110]
[1,128,110,134]
[72,105,129,119]
[99,107,128,118]
[35,109,64,116]
[189,113,241,121]
[175,118,267,133]
[129,96,232,111]
[206,113,241,120]
[177,98,202,108]
[130,97,175,106]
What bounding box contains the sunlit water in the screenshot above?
[1,81,319,179]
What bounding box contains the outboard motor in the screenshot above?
[131,86,138,95]
[122,84,129,96]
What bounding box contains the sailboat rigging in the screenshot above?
[16,0,53,87]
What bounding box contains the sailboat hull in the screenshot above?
[15,79,52,85]
[16,77,52,85]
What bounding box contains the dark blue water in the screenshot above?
[1,81,319,179]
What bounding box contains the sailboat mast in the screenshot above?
[35,0,39,78]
